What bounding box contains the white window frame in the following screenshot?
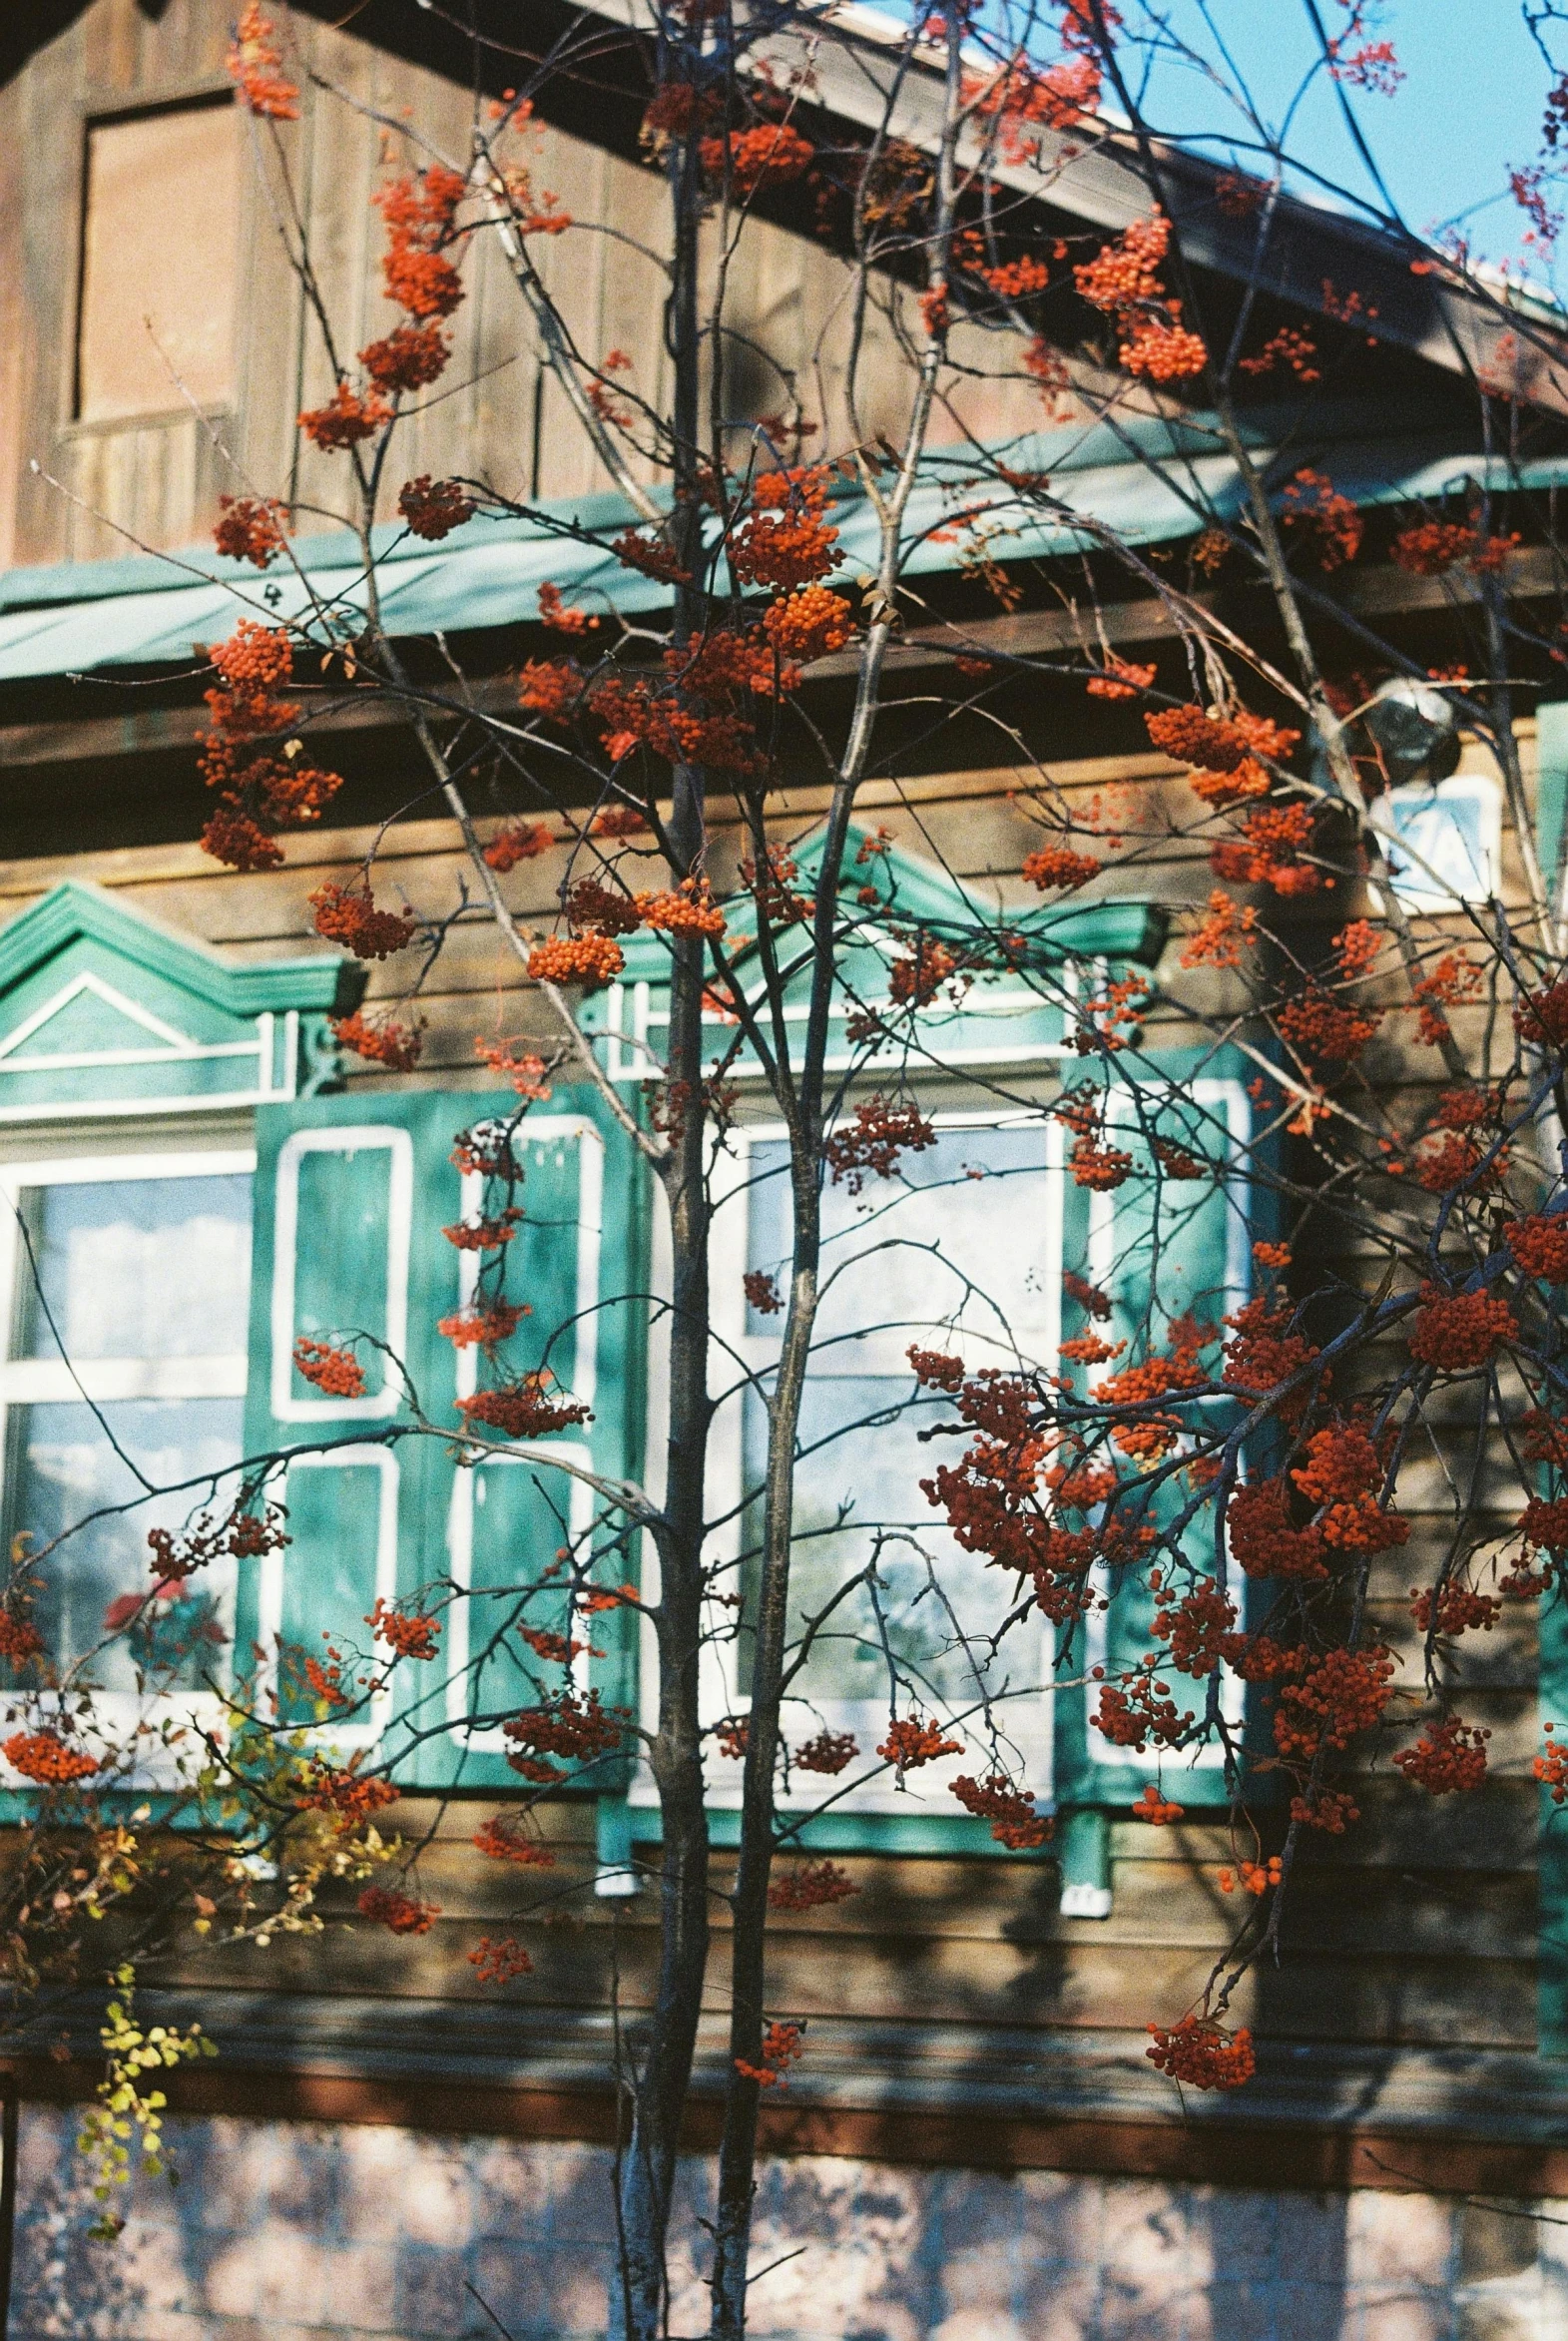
[0,1146,256,1771]
[633,1108,1067,1823]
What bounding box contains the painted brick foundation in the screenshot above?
[12,2106,1568,2341]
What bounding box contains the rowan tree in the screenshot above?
[9,1,1568,2331]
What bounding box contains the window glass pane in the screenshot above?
[748,1126,1057,1369]
[13,1176,252,1362]
[739,1124,1056,1772]
[77,103,240,423]
[741,1377,1038,1723]
[5,1399,242,1691]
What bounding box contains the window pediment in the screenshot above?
[0,882,361,1121]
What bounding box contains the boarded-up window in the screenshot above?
[76,101,241,424]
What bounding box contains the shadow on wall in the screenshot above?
[8,2099,1568,2340]
[13,2109,147,2341]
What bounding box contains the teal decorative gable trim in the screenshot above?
[579,820,1167,1082]
[0,882,363,1121]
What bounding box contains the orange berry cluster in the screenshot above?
[4,1730,99,1785]
[215,495,286,569]
[527,933,625,987]
[468,1936,533,1984]
[730,468,841,591]
[699,123,814,199]
[1392,1716,1490,1795]
[331,1012,423,1072]
[484,820,553,871]
[1392,520,1479,575]
[1023,844,1102,890]
[456,1376,592,1442]
[519,660,584,721]
[0,1613,43,1664]
[365,1598,441,1662]
[309,881,419,960]
[791,1729,859,1775]
[876,1714,963,1772]
[357,1885,439,1936]
[1086,655,1157,701]
[502,1689,627,1786]
[768,1861,859,1912]
[437,1301,530,1352]
[397,475,474,540]
[292,1339,367,1400]
[296,1760,400,1824]
[1509,1215,1568,1282]
[762,584,853,663]
[1273,1644,1395,1763]
[199,624,343,873]
[950,1771,1049,1848]
[735,2018,806,2089]
[824,1096,937,1192]
[1218,1857,1283,1896]
[1407,1283,1517,1372]
[473,1816,557,1868]
[1179,889,1259,970]
[227,2,299,119]
[1281,467,1363,568]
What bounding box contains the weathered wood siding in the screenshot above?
[0,726,1543,2067]
[0,0,1053,570]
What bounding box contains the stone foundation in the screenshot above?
[12,2105,1567,2340]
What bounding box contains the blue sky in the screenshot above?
[1115,1,1559,268]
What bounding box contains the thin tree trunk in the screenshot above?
[614,93,716,2341]
[706,1166,819,2339]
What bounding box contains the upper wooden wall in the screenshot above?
[0,0,1054,571]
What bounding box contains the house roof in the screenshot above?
[579,0,1568,404]
[0,403,1561,684]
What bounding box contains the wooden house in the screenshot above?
[0,3,1567,2336]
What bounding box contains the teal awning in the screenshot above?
[1,401,1563,683]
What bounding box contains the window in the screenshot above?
[0,1154,254,1700]
[76,101,241,424]
[1375,772,1502,910]
[707,1116,1063,1818]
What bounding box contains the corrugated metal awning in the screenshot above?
[0,406,1561,683]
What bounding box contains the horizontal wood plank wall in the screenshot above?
[0,736,1544,2077]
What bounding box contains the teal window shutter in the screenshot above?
[1051,1049,1255,1839]
[1542,1591,1568,2057]
[239,1088,645,1788]
[240,1096,458,1756]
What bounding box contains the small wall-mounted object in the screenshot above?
[1374,772,1502,911]
[1360,677,1462,791]
[1057,1806,1112,1920]
[595,1797,642,1897]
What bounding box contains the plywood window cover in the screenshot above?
[76,98,241,425]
